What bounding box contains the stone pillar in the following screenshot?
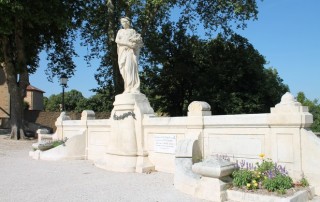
[81,110,95,160]
[268,92,313,180]
[55,112,71,140]
[95,93,155,173]
[187,101,211,159]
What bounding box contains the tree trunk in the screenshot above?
[1,38,26,139]
[107,0,124,95]
[1,18,28,140]
[8,85,25,140]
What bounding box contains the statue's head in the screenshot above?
[120,17,131,28]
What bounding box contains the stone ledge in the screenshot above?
[227,189,309,202]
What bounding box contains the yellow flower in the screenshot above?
[264,176,267,180]
[254,182,258,187]
[252,180,256,183]
[257,175,260,178]
[259,153,265,159]
[247,183,251,188]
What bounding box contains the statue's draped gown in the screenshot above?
[116,28,140,93]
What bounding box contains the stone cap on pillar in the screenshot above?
[269,92,313,127]
[81,110,95,120]
[188,101,211,116]
[57,112,71,121]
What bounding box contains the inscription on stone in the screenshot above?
[154,134,176,154]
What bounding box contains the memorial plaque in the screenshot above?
[154,134,176,154]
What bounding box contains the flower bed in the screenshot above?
[229,154,313,201]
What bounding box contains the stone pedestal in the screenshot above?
[195,177,231,202]
[192,157,235,202]
[95,93,155,173]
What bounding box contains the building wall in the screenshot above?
[24,91,32,109]
[24,91,44,111]
[32,91,44,110]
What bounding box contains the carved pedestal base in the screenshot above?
[96,93,155,173]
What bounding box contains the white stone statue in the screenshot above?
[116,17,143,94]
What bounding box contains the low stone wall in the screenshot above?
[24,111,110,132]
[52,93,320,195]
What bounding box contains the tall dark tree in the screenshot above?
[141,29,289,116]
[81,0,260,97]
[0,1,84,139]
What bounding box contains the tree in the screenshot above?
[0,1,84,139]
[81,0,260,97]
[76,92,114,113]
[44,90,86,112]
[141,29,289,116]
[297,92,320,132]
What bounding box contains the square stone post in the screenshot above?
[268,92,313,180]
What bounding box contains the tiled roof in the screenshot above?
[26,85,45,93]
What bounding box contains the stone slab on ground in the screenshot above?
[0,135,207,202]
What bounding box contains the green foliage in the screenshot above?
[64,90,86,112]
[52,139,66,147]
[233,157,297,193]
[1,1,84,138]
[38,138,67,151]
[232,169,253,187]
[142,30,288,116]
[297,92,320,132]
[263,175,293,193]
[82,0,260,95]
[44,89,86,112]
[300,178,309,187]
[77,92,113,113]
[256,159,274,173]
[44,89,113,113]
[23,101,30,110]
[44,94,61,112]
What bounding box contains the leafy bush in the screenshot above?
[256,159,274,173]
[263,174,293,192]
[300,178,309,187]
[52,139,66,147]
[232,169,253,187]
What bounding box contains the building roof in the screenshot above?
[26,85,45,93]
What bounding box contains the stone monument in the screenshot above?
[95,17,155,173]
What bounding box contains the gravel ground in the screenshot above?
[0,134,207,202]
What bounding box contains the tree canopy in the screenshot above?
[0,0,84,139]
[141,27,289,116]
[44,89,113,113]
[81,0,260,96]
[1,0,293,138]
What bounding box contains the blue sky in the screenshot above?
[30,0,320,101]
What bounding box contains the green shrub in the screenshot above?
[256,159,274,173]
[300,178,309,187]
[52,140,65,147]
[232,169,253,187]
[263,174,293,193]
